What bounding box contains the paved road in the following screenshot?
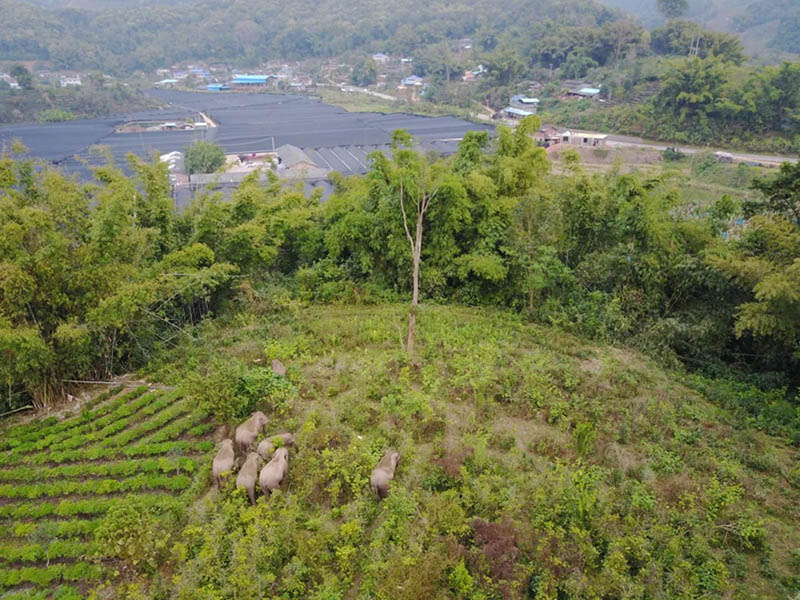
[603,133,797,165]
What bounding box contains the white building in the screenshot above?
[60,75,82,87]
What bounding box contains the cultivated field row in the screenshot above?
[0,384,216,598]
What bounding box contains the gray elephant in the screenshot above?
[271,359,287,377]
[256,432,296,459]
[259,447,289,498]
[370,450,400,499]
[236,452,261,505]
[235,411,268,455]
[211,439,235,489]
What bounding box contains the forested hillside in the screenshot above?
[1,117,799,597]
[600,0,799,57]
[0,0,623,73]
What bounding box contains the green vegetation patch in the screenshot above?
[0,385,215,598]
[146,303,800,599]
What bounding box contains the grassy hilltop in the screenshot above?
[1,116,800,598]
[3,304,795,598]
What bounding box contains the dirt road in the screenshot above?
[603,133,797,166]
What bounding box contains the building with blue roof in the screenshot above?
[231,74,271,86]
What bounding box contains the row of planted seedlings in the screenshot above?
[0,383,216,597]
[1,386,146,455]
[0,386,126,452]
[0,390,213,468]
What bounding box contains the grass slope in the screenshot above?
[149,303,799,599]
[0,385,215,599]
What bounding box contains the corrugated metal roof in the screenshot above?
[503,107,535,117]
[233,74,269,83]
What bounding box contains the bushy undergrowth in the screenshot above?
[142,303,800,599]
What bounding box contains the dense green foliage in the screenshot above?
[541,57,800,153]
[0,385,214,597]
[0,69,153,124]
[0,0,625,74]
[156,305,799,598]
[1,116,800,597]
[0,148,236,409]
[3,117,800,410]
[184,141,226,175]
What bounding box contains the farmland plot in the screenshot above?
[0,385,215,599]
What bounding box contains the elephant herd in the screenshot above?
[211,410,400,504]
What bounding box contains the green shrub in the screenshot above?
[94,495,175,574]
[184,360,295,421]
[573,422,596,457]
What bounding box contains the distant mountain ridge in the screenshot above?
[601,0,799,60]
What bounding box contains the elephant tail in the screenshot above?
[248,486,256,506]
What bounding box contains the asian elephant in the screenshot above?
[211,439,235,489]
[259,447,289,498]
[370,450,400,499]
[235,411,268,455]
[236,452,261,505]
[271,359,287,377]
[256,432,296,459]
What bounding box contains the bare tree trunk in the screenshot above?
[407,209,424,355]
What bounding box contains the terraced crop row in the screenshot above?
[0,493,186,520]
[0,457,200,483]
[0,518,101,540]
[0,383,215,598]
[0,540,98,564]
[0,472,192,500]
[0,386,124,451]
[0,585,82,600]
[1,439,214,468]
[3,387,148,455]
[0,562,103,587]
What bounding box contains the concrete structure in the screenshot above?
[60,75,82,88]
[534,125,565,146]
[561,131,607,147]
[275,144,330,178]
[159,151,185,173]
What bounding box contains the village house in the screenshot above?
[373,53,389,64]
[510,94,540,113]
[231,74,271,88]
[402,75,424,87]
[60,75,82,87]
[534,125,566,146]
[561,131,608,147]
[275,144,330,179]
[563,80,601,99]
[502,106,536,120]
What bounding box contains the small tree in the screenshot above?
[184,140,226,174]
[10,64,34,90]
[370,130,465,355]
[350,58,378,87]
